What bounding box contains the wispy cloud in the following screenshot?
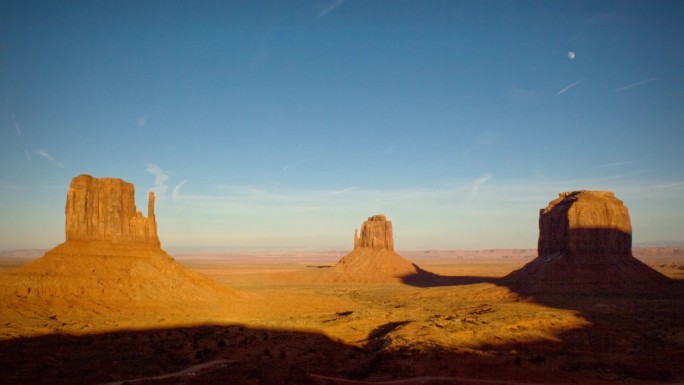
[25,150,31,161]
[327,187,356,195]
[648,181,684,190]
[465,173,493,202]
[461,130,502,158]
[594,160,639,169]
[172,180,186,202]
[137,115,147,128]
[508,86,540,107]
[146,164,169,197]
[614,77,659,92]
[163,178,553,249]
[555,79,582,96]
[145,174,684,250]
[34,148,63,168]
[13,113,21,135]
[316,0,345,18]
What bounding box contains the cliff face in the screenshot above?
[504,190,668,293]
[65,174,159,246]
[353,214,394,251]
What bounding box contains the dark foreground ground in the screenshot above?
[1,289,683,385]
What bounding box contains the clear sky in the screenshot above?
[1,1,683,252]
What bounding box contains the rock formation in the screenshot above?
[353,214,394,250]
[0,174,228,302]
[334,214,428,283]
[65,174,159,245]
[504,190,669,294]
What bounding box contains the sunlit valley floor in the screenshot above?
[1,250,683,385]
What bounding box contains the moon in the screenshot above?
[568,51,576,60]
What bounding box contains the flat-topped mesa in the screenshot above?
[65,174,160,246]
[353,214,394,251]
[504,190,669,293]
[538,190,631,257]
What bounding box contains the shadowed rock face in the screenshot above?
[353,214,394,251]
[504,190,669,294]
[66,174,159,246]
[538,191,631,257]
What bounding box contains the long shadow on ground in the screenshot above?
[401,265,498,287]
[399,264,684,385]
[2,293,684,385]
[3,252,684,385]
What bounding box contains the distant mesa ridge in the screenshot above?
[504,190,669,293]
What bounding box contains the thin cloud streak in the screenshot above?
[146,164,169,197]
[465,173,493,202]
[594,160,639,169]
[172,180,186,202]
[555,79,582,96]
[14,115,21,135]
[316,0,345,18]
[34,148,63,168]
[154,177,684,250]
[327,187,356,195]
[615,77,659,92]
[648,181,684,190]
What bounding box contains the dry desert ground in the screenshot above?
[0,248,683,385]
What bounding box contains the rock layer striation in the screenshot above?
[504,190,669,293]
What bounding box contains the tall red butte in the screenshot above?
[334,214,428,283]
[0,174,225,301]
[504,190,669,294]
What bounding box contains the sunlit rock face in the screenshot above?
[0,174,226,301]
[353,214,394,251]
[65,174,159,246]
[504,191,669,294]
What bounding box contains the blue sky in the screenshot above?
[1,1,683,251]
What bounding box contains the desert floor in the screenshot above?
[1,250,683,385]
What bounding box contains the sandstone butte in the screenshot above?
[0,174,227,302]
[333,214,430,283]
[503,190,670,294]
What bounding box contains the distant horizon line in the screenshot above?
[2,243,683,256]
